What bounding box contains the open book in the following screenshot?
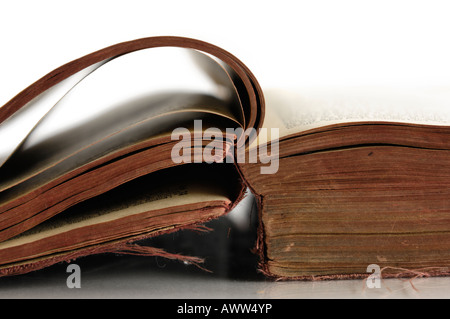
[0,37,448,280]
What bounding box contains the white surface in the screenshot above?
[0,1,449,299]
[1,261,449,299]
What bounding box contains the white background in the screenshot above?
[0,0,449,299]
[1,0,450,107]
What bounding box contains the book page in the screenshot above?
[0,47,243,193]
[23,47,244,147]
[0,110,238,206]
[256,86,450,145]
[0,164,233,250]
[0,60,109,169]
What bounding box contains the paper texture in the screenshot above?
[0,174,230,250]
[258,87,450,144]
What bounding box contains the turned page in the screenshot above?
[0,47,244,193]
